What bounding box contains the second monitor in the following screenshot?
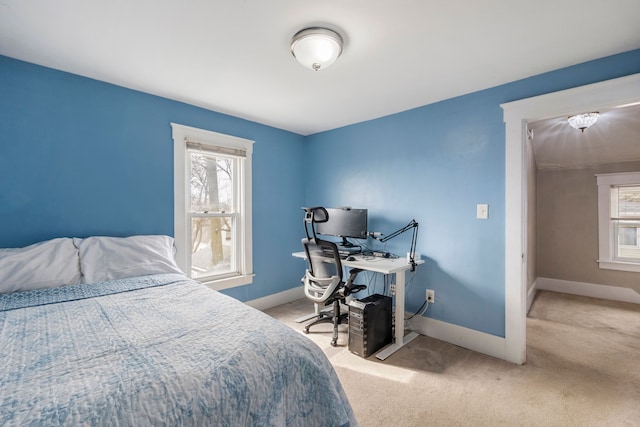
[316,207,368,248]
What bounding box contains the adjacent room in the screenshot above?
[1,1,640,425]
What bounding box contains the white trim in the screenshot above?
[596,172,640,186]
[536,277,640,304]
[429,276,640,362]
[171,123,254,290]
[527,279,538,314]
[246,286,306,311]
[203,273,255,292]
[598,260,640,273]
[503,110,527,364]
[501,73,640,365]
[407,315,506,361]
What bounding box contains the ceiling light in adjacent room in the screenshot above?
[568,112,599,133]
[290,27,343,71]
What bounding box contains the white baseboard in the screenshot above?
[535,277,640,304]
[407,315,506,361]
[251,286,508,361]
[527,281,538,314]
[246,286,305,311]
[255,279,638,363]
[252,287,509,361]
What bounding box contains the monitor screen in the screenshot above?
[316,208,368,243]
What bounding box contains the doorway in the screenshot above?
[501,73,640,364]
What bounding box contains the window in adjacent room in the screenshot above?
[172,123,254,290]
[596,172,640,272]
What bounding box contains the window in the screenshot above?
[596,172,640,272]
[172,123,254,290]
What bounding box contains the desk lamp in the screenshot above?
[378,220,419,271]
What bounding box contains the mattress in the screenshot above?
[0,273,357,426]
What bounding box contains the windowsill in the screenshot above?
[200,274,255,291]
[597,260,640,273]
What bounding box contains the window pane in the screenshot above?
[618,225,637,246]
[190,216,235,279]
[190,152,234,213]
[616,220,640,260]
[613,186,640,260]
[617,186,640,219]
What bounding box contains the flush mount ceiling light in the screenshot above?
[568,112,599,133]
[290,27,343,71]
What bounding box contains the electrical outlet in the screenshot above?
[426,289,435,303]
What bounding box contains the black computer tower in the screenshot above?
[348,294,392,358]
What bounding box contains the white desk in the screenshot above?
[293,252,424,360]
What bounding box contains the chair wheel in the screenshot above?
[303,328,309,334]
[331,340,337,347]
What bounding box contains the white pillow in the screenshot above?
[0,238,81,294]
[78,235,184,284]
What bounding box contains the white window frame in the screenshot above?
[596,171,640,273]
[171,123,254,290]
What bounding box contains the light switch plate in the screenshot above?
[477,204,489,219]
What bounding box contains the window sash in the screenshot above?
[610,185,640,221]
[172,123,254,290]
[187,152,241,283]
[596,172,640,272]
[613,219,640,261]
[188,213,240,282]
[188,150,237,214]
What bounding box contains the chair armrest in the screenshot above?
[344,268,366,296]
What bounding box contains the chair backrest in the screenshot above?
[303,206,329,240]
[302,237,344,303]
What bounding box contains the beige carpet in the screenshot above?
[264,291,640,426]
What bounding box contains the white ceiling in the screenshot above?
[530,103,640,169]
[1,0,639,136]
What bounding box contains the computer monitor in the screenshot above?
[316,208,368,247]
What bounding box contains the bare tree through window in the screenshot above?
[190,153,234,278]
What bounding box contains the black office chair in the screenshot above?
[301,207,366,347]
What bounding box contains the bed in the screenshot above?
[0,236,358,426]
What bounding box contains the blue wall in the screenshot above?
[0,56,306,302]
[2,49,640,336]
[305,49,640,337]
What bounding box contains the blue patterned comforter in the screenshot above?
[0,274,358,426]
